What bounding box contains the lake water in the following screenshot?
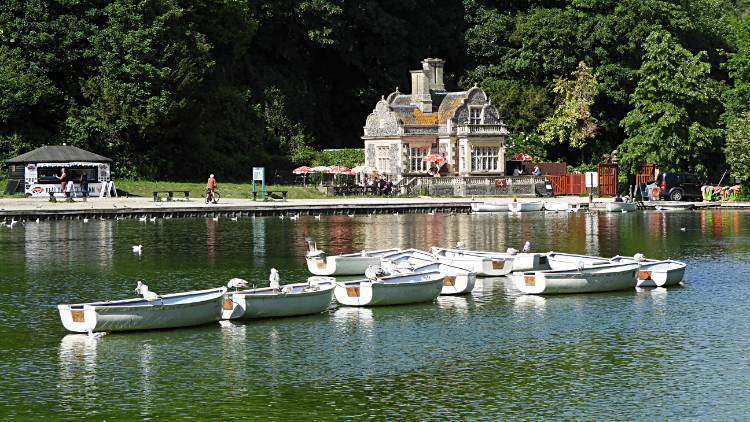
[0,209,748,420]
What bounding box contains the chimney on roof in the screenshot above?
[410,69,432,114]
[422,58,445,92]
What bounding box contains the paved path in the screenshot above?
[0,195,740,219]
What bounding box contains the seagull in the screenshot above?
[113,204,117,208]
[455,241,466,249]
[428,211,435,215]
[367,213,372,217]
[212,216,218,222]
[156,201,163,206]
[36,204,42,209]
[115,216,120,221]
[315,214,321,219]
[303,235,325,258]
[149,217,156,222]
[577,260,585,273]
[633,253,646,262]
[135,281,163,305]
[251,214,256,218]
[227,278,249,291]
[279,214,285,220]
[35,218,39,223]
[348,213,354,218]
[231,217,238,221]
[87,330,108,339]
[450,211,456,216]
[132,244,143,253]
[522,241,531,253]
[83,218,89,223]
[393,212,399,216]
[680,227,686,231]
[269,268,280,291]
[138,216,147,222]
[365,265,385,282]
[290,214,299,220]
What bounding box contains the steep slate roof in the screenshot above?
[388,92,467,126]
[5,145,113,164]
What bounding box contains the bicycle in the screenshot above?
[205,189,220,204]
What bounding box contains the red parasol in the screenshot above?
[325,165,353,174]
[422,154,447,162]
[293,166,314,174]
[510,153,533,161]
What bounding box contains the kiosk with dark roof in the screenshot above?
[5,145,113,198]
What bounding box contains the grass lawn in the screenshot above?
[113,179,328,200]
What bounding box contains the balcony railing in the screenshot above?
[456,124,508,136]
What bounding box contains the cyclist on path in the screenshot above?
[207,174,217,193]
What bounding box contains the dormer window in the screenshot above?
[469,107,483,125]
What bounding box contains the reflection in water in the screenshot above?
[219,320,248,396]
[139,343,154,415]
[435,295,471,316]
[251,216,266,266]
[514,294,547,313]
[584,212,600,257]
[206,219,217,267]
[26,220,115,273]
[58,334,99,411]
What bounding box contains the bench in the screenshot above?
[252,191,288,201]
[153,190,190,201]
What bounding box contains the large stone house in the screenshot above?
[362,59,508,181]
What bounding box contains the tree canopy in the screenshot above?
[1,0,748,182]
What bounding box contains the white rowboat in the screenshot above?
[435,247,548,272]
[380,253,476,295]
[512,263,640,295]
[508,201,545,213]
[610,256,686,287]
[606,202,638,212]
[543,202,581,212]
[334,271,444,306]
[306,248,401,276]
[58,287,227,333]
[655,202,695,211]
[222,277,335,320]
[471,202,508,213]
[431,248,513,276]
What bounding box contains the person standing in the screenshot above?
[80,172,89,198]
[513,166,523,176]
[56,168,69,198]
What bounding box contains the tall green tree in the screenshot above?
[725,106,750,186]
[619,31,724,174]
[538,61,599,155]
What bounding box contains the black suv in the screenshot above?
[651,172,708,201]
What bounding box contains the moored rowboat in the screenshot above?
[471,202,508,213]
[606,202,638,212]
[306,248,401,276]
[544,202,582,212]
[512,262,640,295]
[431,247,513,276]
[508,201,545,213]
[222,277,335,320]
[610,256,686,287]
[334,271,444,306]
[58,287,227,333]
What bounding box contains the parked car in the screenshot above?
[648,173,709,201]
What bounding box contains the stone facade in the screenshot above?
[362,59,509,181]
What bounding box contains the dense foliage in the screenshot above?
[2,0,750,182]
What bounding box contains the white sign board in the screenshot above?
[585,172,598,188]
[253,167,264,181]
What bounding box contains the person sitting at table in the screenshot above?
[532,165,542,176]
[428,166,437,176]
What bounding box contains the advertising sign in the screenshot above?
[585,172,598,188]
[494,178,507,187]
